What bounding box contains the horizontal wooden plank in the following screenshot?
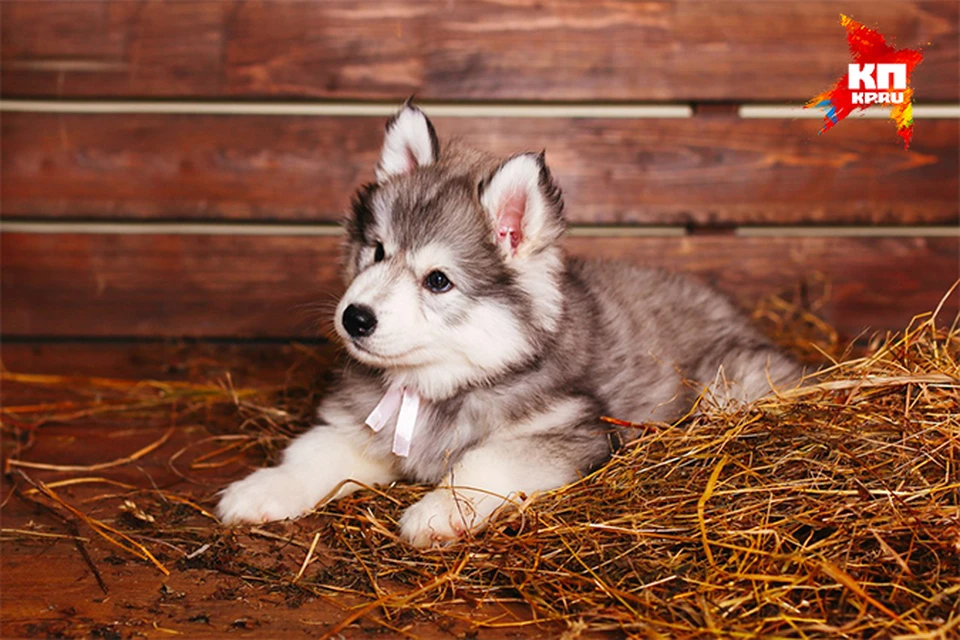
[2,233,956,339]
[2,1,956,102]
[3,113,957,226]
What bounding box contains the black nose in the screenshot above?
[342,304,377,338]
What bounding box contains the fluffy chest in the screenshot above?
[363,390,510,483]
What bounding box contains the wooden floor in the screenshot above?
[0,342,543,639]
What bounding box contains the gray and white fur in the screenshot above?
[218,104,801,547]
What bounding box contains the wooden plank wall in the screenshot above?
[2,0,958,340]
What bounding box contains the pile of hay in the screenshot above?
[4,298,958,637]
[311,309,958,637]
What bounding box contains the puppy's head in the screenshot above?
[334,104,567,399]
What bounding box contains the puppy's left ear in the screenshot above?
[376,103,440,182]
[479,152,565,259]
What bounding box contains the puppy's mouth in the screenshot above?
[350,339,375,354]
[345,339,425,367]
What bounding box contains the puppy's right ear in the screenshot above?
[376,103,440,182]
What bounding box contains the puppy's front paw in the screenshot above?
[217,467,315,525]
[400,488,502,548]
[399,490,469,548]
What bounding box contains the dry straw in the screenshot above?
[3,290,958,637]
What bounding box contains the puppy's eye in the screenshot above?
[424,270,453,293]
[374,242,385,263]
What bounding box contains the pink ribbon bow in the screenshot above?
[364,382,421,457]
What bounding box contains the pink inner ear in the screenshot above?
[404,146,419,174]
[496,191,526,254]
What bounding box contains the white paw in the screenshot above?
[399,488,502,548]
[217,467,316,525]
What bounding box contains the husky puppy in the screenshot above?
[217,104,801,547]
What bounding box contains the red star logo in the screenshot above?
[806,15,923,148]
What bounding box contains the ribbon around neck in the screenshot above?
[364,382,421,457]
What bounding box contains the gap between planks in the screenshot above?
[0,100,957,119]
[0,222,957,238]
[0,100,691,119]
[0,222,683,237]
[740,104,960,119]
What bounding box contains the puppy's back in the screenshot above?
[567,258,801,422]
